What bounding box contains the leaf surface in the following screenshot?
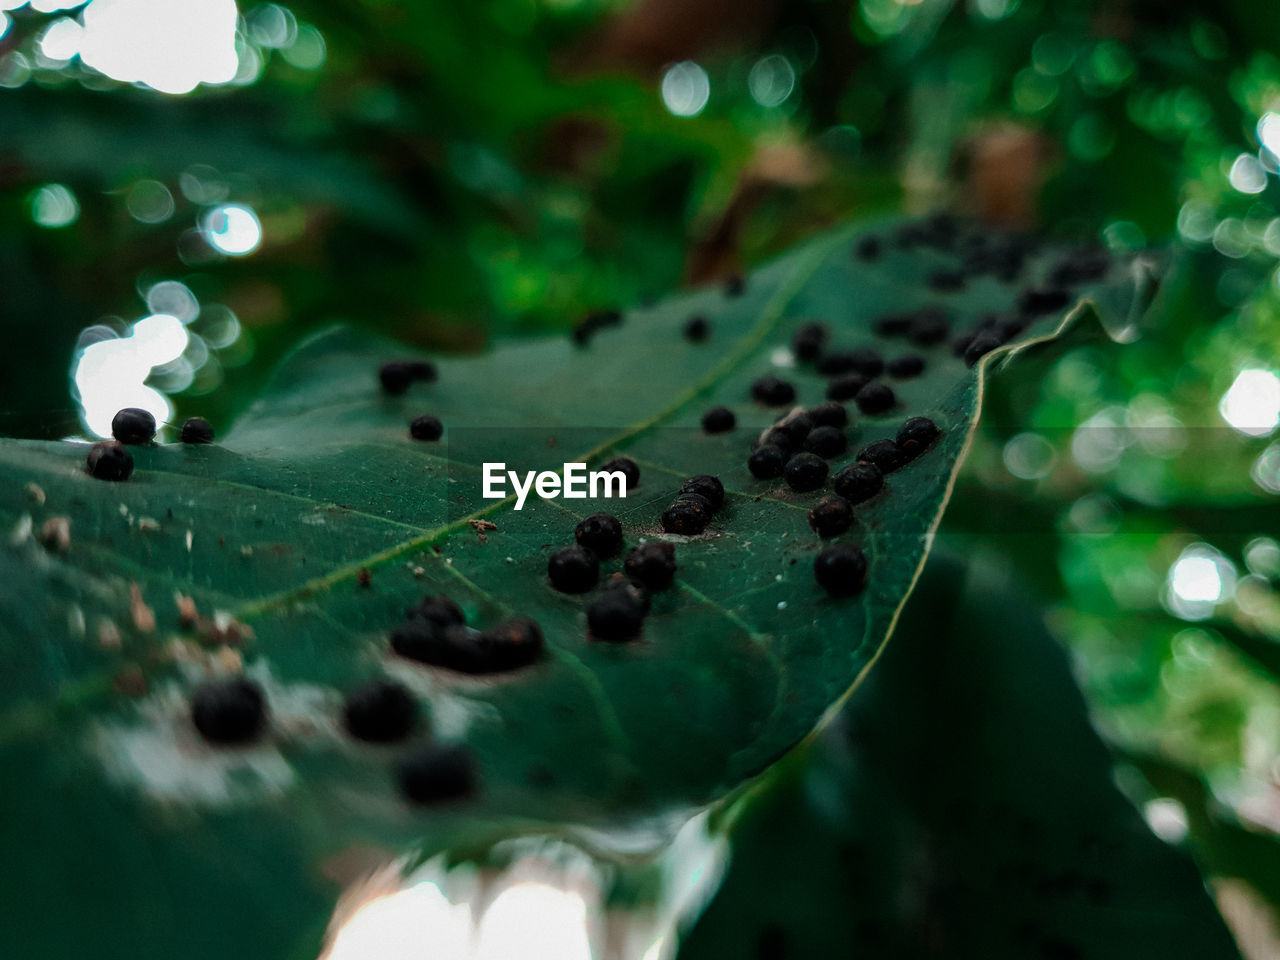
[0,219,1159,958]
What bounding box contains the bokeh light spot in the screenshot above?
[1219,368,1280,436]
[79,0,240,95]
[145,280,200,324]
[660,61,710,118]
[30,183,79,228]
[748,54,796,108]
[1228,153,1268,195]
[1165,543,1236,621]
[203,203,262,256]
[126,179,175,223]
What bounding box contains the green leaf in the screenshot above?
[679,546,1242,960]
[0,219,1158,958]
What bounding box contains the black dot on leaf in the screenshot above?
[826,372,868,402]
[575,513,623,557]
[964,331,1003,366]
[724,274,746,297]
[857,438,908,473]
[477,617,544,671]
[179,417,215,444]
[854,382,896,415]
[832,462,884,504]
[380,360,436,394]
[791,322,828,361]
[702,406,736,434]
[548,546,599,593]
[752,375,796,406]
[681,475,725,511]
[855,235,881,261]
[814,543,868,597]
[112,407,156,445]
[804,425,847,459]
[887,355,925,378]
[410,415,443,441]
[897,416,941,459]
[661,495,713,535]
[809,495,853,538]
[684,315,710,342]
[398,744,476,805]
[600,457,640,493]
[190,677,267,745]
[344,679,418,743]
[748,444,787,479]
[624,541,677,590]
[572,309,624,346]
[587,581,650,642]
[807,401,847,428]
[784,452,828,492]
[86,442,133,482]
[772,412,812,445]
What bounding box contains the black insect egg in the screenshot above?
[575,513,623,557]
[190,677,267,745]
[826,373,868,402]
[809,496,853,538]
[398,744,476,805]
[854,382,896,415]
[791,322,828,361]
[897,416,941,460]
[747,444,787,479]
[180,417,215,444]
[410,415,444,441]
[344,679,418,743]
[784,452,828,492]
[112,407,156,445]
[681,474,725,511]
[548,546,599,593]
[478,616,544,671]
[807,401,848,428]
[684,315,710,342]
[624,541,677,590]
[600,456,640,494]
[380,360,437,395]
[857,438,908,473]
[814,543,868,597]
[661,495,713,535]
[804,425,847,459]
[751,375,796,406]
[702,406,737,434]
[86,442,133,482]
[587,581,650,642]
[832,462,884,504]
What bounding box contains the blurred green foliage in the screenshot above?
[2,0,1279,950]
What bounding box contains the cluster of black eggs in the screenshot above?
[187,669,473,805]
[390,594,544,674]
[541,459,680,641]
[379,359,438,395]
[660,474,725,536]
[86,408,216,482]
[377,360,447,442]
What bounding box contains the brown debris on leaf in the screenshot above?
[38,516,70,552]
[129,583,156,634]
